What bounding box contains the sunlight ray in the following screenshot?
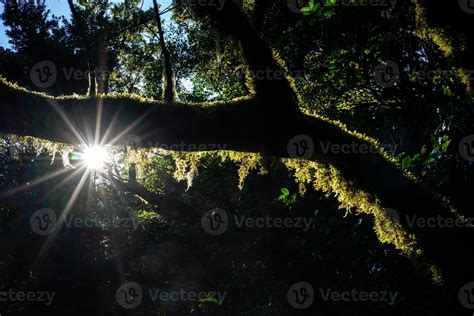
[47,99,88,146]
[33,169,91,271]
[99,108,122,146]
[43,165,88,200]
[1,167,71,199]
[94,98,104,146]
[106,105,157,146]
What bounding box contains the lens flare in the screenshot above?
[82,145,109,170]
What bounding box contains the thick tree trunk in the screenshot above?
[152,0,177,103]
[67,0,97,95]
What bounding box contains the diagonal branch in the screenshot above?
[103,169,198,221]
[1,76,473,288]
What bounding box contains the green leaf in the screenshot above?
[323,10,334,18]
[441,136,451,153]
[281,188,290,195]
[402,156,413,169]
[421,145,427,155]
[442,85,453,96]
[423,157,436,165]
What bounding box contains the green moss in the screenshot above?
[282,159,421,257]
[413,0,454,58]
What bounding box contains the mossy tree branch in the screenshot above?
[0,0,473,294]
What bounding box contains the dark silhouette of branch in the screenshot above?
[152,0,177,102]
[102,168,198,222]
[67,0,97,95]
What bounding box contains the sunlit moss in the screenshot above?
[242,0,255,14]
[459,68,473,94]
[413,0,454,58]
[160,150,269,190]
[136,210,164,221]
[281,157,446,284]
[171,151,206,189]
[0,134,75,167]
[219,151,269,189]
[282,158,421,256]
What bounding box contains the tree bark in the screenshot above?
[152,0,177,102]
[67,0,97,95]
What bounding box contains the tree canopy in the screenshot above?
[0,0,473,314]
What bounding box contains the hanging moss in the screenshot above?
[413,0,454,58]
